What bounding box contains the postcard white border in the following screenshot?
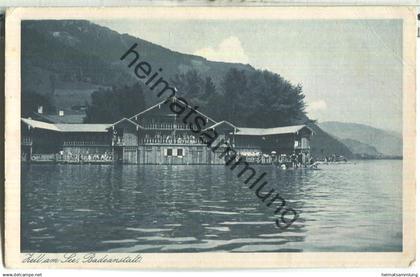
[4,6,416,268]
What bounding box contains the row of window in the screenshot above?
[165,148,184,157]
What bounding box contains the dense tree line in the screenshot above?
[171,68,306,127]
[84,83,146,123]
[85,68,306,127]
[21,90,56,117]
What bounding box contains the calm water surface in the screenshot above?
[21,160,402,252]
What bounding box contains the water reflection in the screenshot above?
[21,160,402,252]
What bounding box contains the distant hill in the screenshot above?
[319,121,402,157]
[340,138,381,156]
[306,122,353,159]
[22,20,253,107]
[21,20,353,159]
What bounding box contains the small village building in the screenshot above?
[21,97,314,165]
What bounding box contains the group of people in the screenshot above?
[238,151,315,167]
[58,150,113,162]
[288,152,314,168]
[29,153,56,161]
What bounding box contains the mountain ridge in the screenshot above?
[319,121,402,157]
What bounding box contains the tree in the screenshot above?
[21,90,56,117]
[171,70,205,99]
[170,70,218,111]
[84,83,146,123]
[220,68,248,123]
[243,70,306,127]
[203,76,216,100]
[170,68,307,128]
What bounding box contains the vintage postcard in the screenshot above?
[4,6,416,268]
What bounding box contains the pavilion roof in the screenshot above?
[235,125,314,136]
[22,118,110,133]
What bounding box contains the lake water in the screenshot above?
[21,160,402,252]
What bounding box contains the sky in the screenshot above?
[95,19,403,133]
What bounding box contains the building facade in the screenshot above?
[21,97,314,165]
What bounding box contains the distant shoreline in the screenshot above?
[351,156,403,161]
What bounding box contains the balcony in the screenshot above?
[140,136,205,145]
[63,141,109,146]
[143,123,189,130]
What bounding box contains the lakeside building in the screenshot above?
[21,97,314,165]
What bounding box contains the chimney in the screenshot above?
[37,105,43,114]
[59,110,64,117]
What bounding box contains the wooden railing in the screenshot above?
[140,137,204,145]
[235,144,261,150]
[63,141,109,146]
[31,154,56,161]
[143,123,189,130]
[57,153,113,163]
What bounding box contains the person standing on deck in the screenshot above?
[297,151,303,167]
[291,152,297,168]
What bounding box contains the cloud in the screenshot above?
[307,100,327,113]
[194,36,249,64]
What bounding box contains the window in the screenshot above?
[165,148,184,157]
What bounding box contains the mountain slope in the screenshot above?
[306,122,354,159]
[319,121,402,156]
[22,20,253,106]
[340,138,381,156]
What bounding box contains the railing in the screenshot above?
[235,145,261,150]
[29,153,114,163]
[143,123,189,130]
[57,153,113,163]
[63,141,109,146]
[140,136,204,145]
[31,154,56,162]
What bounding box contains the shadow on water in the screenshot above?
[21,160,402,252]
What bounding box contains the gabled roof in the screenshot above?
[203,120,238,132]
[235,125,314,136]
[22,118,61,131]
[129,97,218,124]
[22,118,314,136]
[56,124,111,133]
[33,112,85,124]
[22,118,110,133]
[129,99,167,120]
[109,118,144,129]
